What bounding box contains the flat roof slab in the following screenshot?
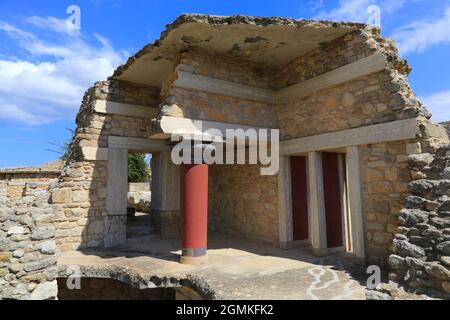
[112,14,369,87]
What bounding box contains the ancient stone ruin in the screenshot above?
[1,14,449,299]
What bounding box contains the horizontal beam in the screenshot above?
[281,118,419,155]
[108,136,171,152]
[93,100,159,119]
[275,53,386,103]
[81,147,109,161]
[172,54,387,105]
[152,116,275,142]
[174,66,274,104]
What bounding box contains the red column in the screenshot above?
[180,163,208,264]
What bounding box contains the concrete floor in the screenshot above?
[58,233,368,300]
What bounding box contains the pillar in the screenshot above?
[278,156,293,249]
[180,163,208,264]
[346,146,366,260]
[308,151,327,256]
[105,148,128,248]
[151,151,180,238]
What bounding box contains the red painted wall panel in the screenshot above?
[290,156,309,241]
[322,153,343,248]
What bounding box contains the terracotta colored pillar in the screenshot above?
[180,163,208,264]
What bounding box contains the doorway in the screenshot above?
[289,151,350,253]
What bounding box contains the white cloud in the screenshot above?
[391,7,450,55]
[315,0,373,22]
[421,90,450,123]
[314,0,409,23]
[0,17,128,125]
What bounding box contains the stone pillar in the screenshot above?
[105,148,128,248]
[278,156,293,249]
[346,146,366,260]
[180,163,208,264]
[308,151,327,256]
[151,151,180,238]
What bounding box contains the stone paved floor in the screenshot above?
[58,233,368,300]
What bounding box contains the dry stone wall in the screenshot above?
[441,122,450,137]
[0,182,58,300]
[388,126,450,297]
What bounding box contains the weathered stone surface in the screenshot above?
[31,225,55,240]
[441,256,450,267]
[23,258,56,272]
[424,263,450,280]
[393,239,426,258]
[29,280,57,300]
[437,241,450,255]
[388,254,406,270]
[39,241,57,255]
[7,226,28,235]
[398,209,428,227]
[51,188,71,204]
[408,153,434,168]
[0,183,57,300]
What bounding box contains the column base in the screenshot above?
[180,255,208,265]
[312,246,345,257]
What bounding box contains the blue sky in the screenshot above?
[0,0,449,167]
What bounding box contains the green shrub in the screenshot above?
[128,153,150,182]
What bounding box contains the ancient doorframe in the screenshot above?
[104,136,171,248]
[278,118,419,260]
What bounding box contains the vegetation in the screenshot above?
[46,128,74,161]
[127,153,150,182]
[49,132,151,182]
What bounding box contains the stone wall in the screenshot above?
[208,164,279,245]
[57,278,175,300]
[0,182,58,300]
[0,162,62,201]
[52,79,160,251]
[441,122,450,137]
[362,140,413,265]
[388,125,450,297]
[276,30,428,140]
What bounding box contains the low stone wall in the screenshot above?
[441,122,450,137]
[389,142,450,297]
[57,278,175,300]
[0,182,58,300]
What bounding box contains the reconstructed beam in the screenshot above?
[275,53,387,103]
[174,66,274,104]
[151,116,275,142]
[93,100,159,119]
[281,118,418,155]
[108,136,171,152]
[171,54,387,105]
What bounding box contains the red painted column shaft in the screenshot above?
[180,164,208,261]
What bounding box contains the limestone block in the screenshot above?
[51,188,72,204]
[30,280,57,300]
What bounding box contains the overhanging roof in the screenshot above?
[111,14,370,88]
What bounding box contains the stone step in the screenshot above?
[127,214,152,228]
[126,234,161,246]
[126,225,156,238]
